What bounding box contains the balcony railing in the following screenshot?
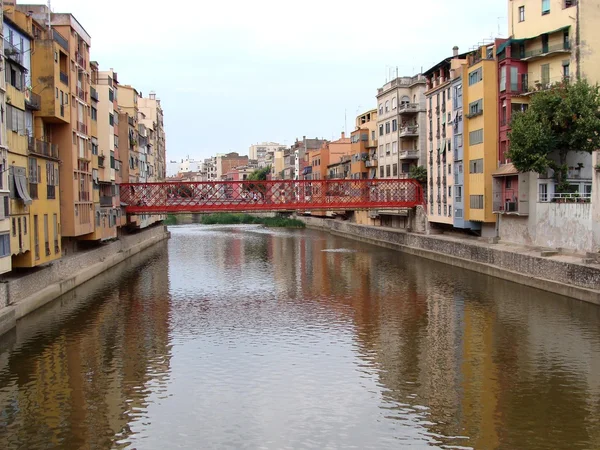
[27,133,35,151]
[400,126,419,137]
[399,150,419,159]
[539,191,591,203]
[398,103,420,114]
[33,139,59,159]
[365,160,377,168]
[76,52,86,69]
[76,87,87,101]
[77,121,87,134]
[53,30,69,51]
[4,39,22,64]
[100,195,113,207]
[47,185,56,199]
[98,155,105,168]
[26,91,42,111]
[128,116,135,126]
[60,71,69,85]
[524,42,571,60]
[90,87,99,102]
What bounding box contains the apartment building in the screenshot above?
[306,133,351,181]
[249,142,286,167]
[351,109,378,179]
[216,152,248,180]
[375,75,427,179]
[138,91,166,181]
[292,137,327,180]
[22,4,93,250]
[461,43,499,236]
[0,6,10,274]
[5,7,62,268]
[424,48,468,227]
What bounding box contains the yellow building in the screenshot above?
[461,44,498,235]
[4,6,62,268]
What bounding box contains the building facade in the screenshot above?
[424,48,468,227]
[376,75,427,179]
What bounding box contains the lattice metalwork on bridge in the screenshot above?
[120,179,424,214]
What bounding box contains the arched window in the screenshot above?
[379,103,383,114]
[392,97,397,110]
[385,100,389,112]
[401,95,410,106]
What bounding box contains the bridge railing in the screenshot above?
[120,179,424,214]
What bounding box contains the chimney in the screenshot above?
[453,46,459,57]
[341,132,345,139]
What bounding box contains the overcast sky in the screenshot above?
[29,0,506,162]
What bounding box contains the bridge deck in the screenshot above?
[120,179,424,214]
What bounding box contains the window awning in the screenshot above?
[492,163,519,177]
[15,173,32,205]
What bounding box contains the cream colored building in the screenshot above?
[249,142,286,166]
[376,75,427,179]
[0,6,10,274]
[138,92,166,180]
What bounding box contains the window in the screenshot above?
[385,122,390,134]
[468,68,483,85]
[469,129,484,145]
[500,66,507,92]
[109,113,114,126]
[53,214,59,254]
[392,141,398,154]
[379,125,383,136]
[539,183,548,202]
[470,195,484,209]
[469,158,484,173]
[392,119,397,132]
[23,217,27,234]
[385,100,389,112]
[448,164,452,174]
[385,143,390,154]
[455,186,463,202]
[379,144,384,156]
[402,163,410,173]
[519,5,525,22]
[392,97,397,109]
[0,233,9,257]
[34,215,39,260]
[542,0,550,15]
[386,165,391,177]
[379,103,383,115]
[448,186,452,197]
[563,60,570,79]
[44,214,49,256]
[371,130,375,141]
[541,64,550,85]
[91,107,97,121]
[380,166,384,178]
[564,0,577,8]
[468,99,483,117]
[108,89,114,102]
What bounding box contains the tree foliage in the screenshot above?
[247,166,271,181]
[409,165,427,184]
[508,79,600,191]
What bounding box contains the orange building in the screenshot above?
[307,132,351,180]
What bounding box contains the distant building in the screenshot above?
[249,142,286,165]
[216,152,248,180]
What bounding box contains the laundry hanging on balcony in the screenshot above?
[13,167,32,205]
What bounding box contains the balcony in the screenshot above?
[398,103,420,115]
[523,42,571,61]
[27,133,35,151]
[365,160,378,168]
[4,39,22,64]
[400,126,419,137]
[76,87,87,101]
[76,52,86,69]
[399,150,419,160]
[90,87,99,102]
[32,139,60,159]
[25,91,42,111]
[53,30,69,51]
[60,71,69,86]
[128,116,135,126]
[466,109,484,119]
[100,195,113,207]
[77,121,88,134]
[98,155,105,168]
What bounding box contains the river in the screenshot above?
[1,224,600,449]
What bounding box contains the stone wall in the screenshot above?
[300,216,600,304]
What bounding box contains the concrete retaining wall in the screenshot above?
[0,225,170,336]
[300,216,600,305]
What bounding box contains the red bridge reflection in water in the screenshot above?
[120,179,424,214]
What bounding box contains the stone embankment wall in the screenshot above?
[0,225,170,336]
[299,216,600,305]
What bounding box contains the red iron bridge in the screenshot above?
[120,179,424,214]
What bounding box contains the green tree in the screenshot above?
[247,166,271,181]
[409,165,427,184]
[508,79,600,192]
